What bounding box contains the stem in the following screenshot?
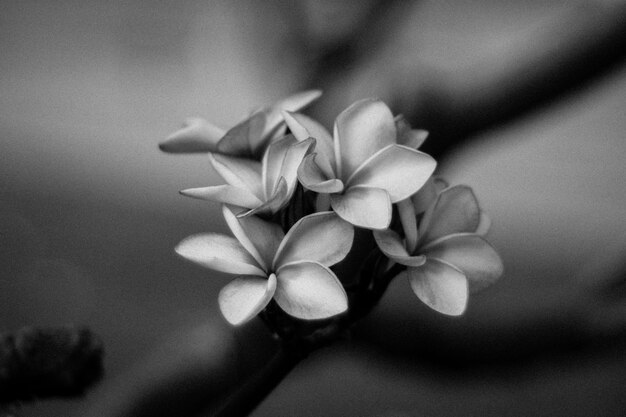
[213,346,303,417]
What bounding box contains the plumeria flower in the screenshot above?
[159,90,322,159]
[179,135,314,217]
[284,99,436,230]
[374,185,502,316]
[175,207,354,325]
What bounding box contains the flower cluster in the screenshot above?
[162,91,503,326]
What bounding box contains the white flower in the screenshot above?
[374,185,502,316]
[285,99,436,230]
[159,90,322,158]
[175,207,354,325]
[179,135,314,217]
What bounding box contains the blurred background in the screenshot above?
[1,0,625,416]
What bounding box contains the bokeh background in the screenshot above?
[1,1,625,416]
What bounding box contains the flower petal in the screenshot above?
[262,135,297,199]
[209,153,264,199]
[259,90,323,148]
[410,176,448,214]
[279,137,315,198]
[238,177,289,217]
[223,206,284,271]
[475,212,491,236]
[346,145,436,203]
[297,154,344,194]
[273,212,354,269]
[423,234,503,293]
[394,115,428,149]
[218,274,276,325]
[333,99,396,180]
[402,130,429,149]
[179,185,263,208]
[406,259,468,316]
[274,261,347,320]
[216,112,266,158]
[175,233,265,276]
[160,118,226,153]
[373,229,426,267]
[267,123,287,143]
[275,90,322,112]
[330,186,392,230]
[419,185,481,244]
[283,111,335,177]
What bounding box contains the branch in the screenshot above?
[418,2,626,159]
[305,2,626,159]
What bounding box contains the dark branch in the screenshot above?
[305,2,626,160]
[417,3,626,159]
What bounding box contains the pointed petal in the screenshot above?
[283,111,335,177]
[275,90,322,112]
[267,123,287,143]
[373,229,426,267]
[330,186,391,230]
[346,145,436,203]
[160,118,226,153]
[334,99,396,180]
[297,154,344,194]
[262,135,297,199]
[238,177,289,217]
[273,212,354,269]
[406,259,468,316]
[223,206,284,271]
[394,115,428,149]
[475,212,491,236]
[403,130,429,149]
[261,90,323,146]
[419,185,481,244]
[397,198,418,253]
[411,176,440,214]
[218,274,276,325]
[209,153,264,199]
[175,234,265,276]
[282,111,332,144]
[179,185,263,208]
[250,112,282,158]
[216,112,266,158]
[274,261,347,320]
[279,137,315,198]
[423,234,503,293]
